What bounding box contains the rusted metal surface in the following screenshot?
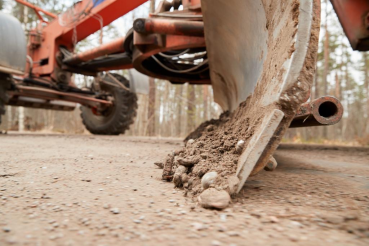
[27,0,147,77]
[330,0,369,51]
[63,37,126,65]
[289,96,343,128]
[8,85,112,109]
[0,13,27,75]
[182,0,201,9]
[133,18,204,37]
[7,96,76,111]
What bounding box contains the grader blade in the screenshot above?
[202,0,321,192]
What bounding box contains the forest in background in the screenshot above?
[0,0,368,146]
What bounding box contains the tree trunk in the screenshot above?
[147,78,156,136]
[176,85,184,137]
[322,1,329,138]
[313,63,319,100]
[150,0,156,13]
[334,72,340,100]
[364,52,369,134]
[323,24,329,94]
[203,85,209,121]
[187,84,196,134]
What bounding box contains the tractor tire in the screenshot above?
[80,73,138,135]
[0,73,11,125]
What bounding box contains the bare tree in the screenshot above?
[150,0,156,13]
[147,78,156,136]
[187,84,196,133]
[364,52,369,134]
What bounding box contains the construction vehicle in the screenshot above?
[0,0,368,191]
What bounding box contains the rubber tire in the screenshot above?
[0,73,10,125]
[80,73,138,135]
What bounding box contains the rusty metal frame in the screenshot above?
[330,0,369,51]
[63,37,126,66]
[290,96,344,128]
[8,85,112,109]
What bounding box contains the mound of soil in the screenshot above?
[162,100,260,198]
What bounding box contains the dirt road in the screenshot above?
[0,134,368,246]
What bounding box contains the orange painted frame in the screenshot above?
[24,0,147,77]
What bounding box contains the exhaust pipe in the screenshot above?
[290,96,343,128]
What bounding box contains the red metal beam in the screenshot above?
[63,36,126,65]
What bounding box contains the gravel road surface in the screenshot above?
[0,134,368,245]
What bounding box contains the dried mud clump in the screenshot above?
[161,104,257,202]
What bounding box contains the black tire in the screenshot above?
[0,73,11,125]
[80,73,138,135]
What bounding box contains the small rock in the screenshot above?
[175,166,188,175]
[3,227,11,233]
[289,235,299,242]
[154,162,164,169]
[198,188,231,210]
[174,149,184,156]
[264,156,278,171]
[5,237,17,244]
[227,176,239,195]
[235,140,245,154]
[220,214,227,222]
[181,173,189,184]
[201,172,218,189]
[173,166,188,187]
[269,216,279,223]
[217,224,227,232]
[325,216,343,225]
[227,231,240,237]
[200,153,208,159]
[177,157,200,167]
[289,221,303,228]
[110,208,120,214]
[97,229,108,236]
[211,240,222,246]
[192,222,207,231]
[206,125,214,132]
[344,215,358,221]
[186,139,195,147]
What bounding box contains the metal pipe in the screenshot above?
[15,0,57,19]
[7,96,76,111]
[63,37,126,66]
[8,85,112,108]
[133,18,204,37]
[289,96,343,128]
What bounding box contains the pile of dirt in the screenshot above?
[161,100,261,200]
